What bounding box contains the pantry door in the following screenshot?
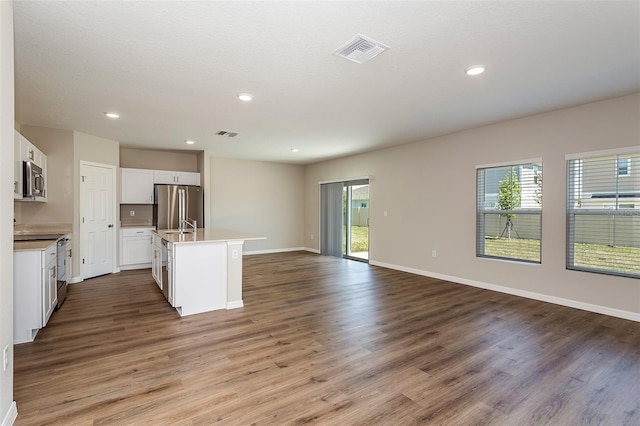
[79,161,116,279]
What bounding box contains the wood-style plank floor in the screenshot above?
[13,251,640,425]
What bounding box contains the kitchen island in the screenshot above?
[152,228,265,317]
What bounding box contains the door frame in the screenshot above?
[79,160,118,279]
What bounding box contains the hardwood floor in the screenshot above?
[13,251,640,425]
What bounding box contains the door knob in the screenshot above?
[108,224,114,228]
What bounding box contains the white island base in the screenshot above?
[153,228,265,317]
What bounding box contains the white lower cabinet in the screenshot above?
[170,242,227,316]
[120,227,154,269]
[14,242,58,344]
[151,233,163,289]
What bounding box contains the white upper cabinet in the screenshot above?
[15,130,47,202]
[120,168,155,204]
[154,170,200,186]
[14,133,22,199]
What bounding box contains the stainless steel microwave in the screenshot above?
[23,161,45,199]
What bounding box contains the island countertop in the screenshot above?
[154,228,266,244]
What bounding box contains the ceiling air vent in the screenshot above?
[216,130,238,138]
[334,34,390,64]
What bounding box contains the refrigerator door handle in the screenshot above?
[178,188,185,230]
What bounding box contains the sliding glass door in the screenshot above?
[343,181,369,261]
[321,179,370,262]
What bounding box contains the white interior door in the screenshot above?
[80,162,116,279]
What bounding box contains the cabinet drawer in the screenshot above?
[43,242,57,262]
[121,228,154,237]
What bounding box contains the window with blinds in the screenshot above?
[567,151,640,278]
[476,160,542,263]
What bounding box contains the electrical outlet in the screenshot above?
[310,234,314,240]
[431,250,437,258]
[3,345,8,371]
[232,249,238,259]
[129,210,135,217]
[384,210,388,217]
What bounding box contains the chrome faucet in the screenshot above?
[181,218,197,233]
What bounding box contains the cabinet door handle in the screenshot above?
[28,149,34,160]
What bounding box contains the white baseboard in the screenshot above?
[69,276,83,284]
[304,247,320,254]
[119,263,152,271]
[369,260,640,323]
[244,247,306,256]
[2,401,17,426]
[227,300,244,309]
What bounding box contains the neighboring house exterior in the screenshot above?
[350,185,369,208]
[481,164,542,240]
[349,185,369,227]
[572,153,640,248]
[482,164,542,209]
[576,154,640,210]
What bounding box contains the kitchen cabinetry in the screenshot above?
[14,241,58,344]
[151,233,163,289]
[153,170,200,186]
[120,168,154,204]
[14,135,21,199]
[120,227,154,269]
[152,228,265,316]
[14,130,47,201]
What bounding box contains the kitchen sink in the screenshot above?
[162,230,194,234]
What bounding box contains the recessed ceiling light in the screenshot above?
[238,93,253,102]
[291,148,299,153]
[465,65,486,76]
[104,112,120,118]
[184,140,195,145]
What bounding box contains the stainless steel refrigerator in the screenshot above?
[153,184,204,230]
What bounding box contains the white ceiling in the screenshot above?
[13,1,640,165]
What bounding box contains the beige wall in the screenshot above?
[120,147,200,172]
[305,93,640,316]
[0,1,15,421]
[209,156,305,252]
[73,131,120,279]
[15,125,74,225]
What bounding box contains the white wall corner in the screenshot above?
[304,247,321,254]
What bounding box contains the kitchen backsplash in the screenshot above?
[120,204,153,227]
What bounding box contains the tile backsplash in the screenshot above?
[120,204,153,227]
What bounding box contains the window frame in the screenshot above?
[476,158,543,264]
[566,147,639,279]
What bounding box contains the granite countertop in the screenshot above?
[13,223,72,241]
[154,228,266,244]
[14,223,71,235]
[14,239,58,251]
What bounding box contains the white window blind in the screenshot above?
[476,161,542,263]
[567,152,640,278]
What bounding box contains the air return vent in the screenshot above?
[216,130,238,138]
[334,34,390,64]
